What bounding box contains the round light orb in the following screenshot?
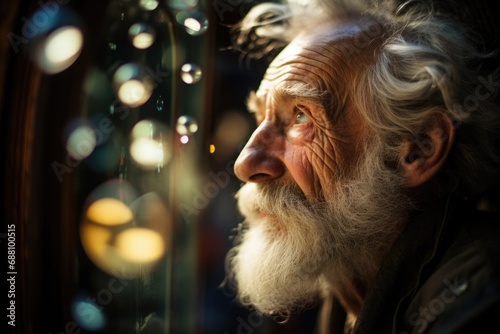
[180,63,202,84]
[36,26,84,74]
[176,11,208,36]
[66,125,96,160]
[128,23,156,49]
[113,63,153,108]
[115,228,165,263]
[86,198,133,226]
[72,299,106,331]
[140,0,159,10]
[130,120,172,169]
[176,115,198,136]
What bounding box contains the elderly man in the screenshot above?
[225,0,500,333]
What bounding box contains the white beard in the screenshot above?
[226,150,413,316]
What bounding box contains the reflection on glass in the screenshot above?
[66,125,96,160]
[72,299,106,331]
[36,26,84,74]
[118,79,149,107]
[140,0,159,11]
[80,223,113,266]
[86,198,133,226]
[80,186,171,278]
[130,138,165,167]
[176,11,208,36]
[176,115,198,136]
[130,120,172,169]
[129,23,156,49]
[113,63,153,108]
[180,135,189,144]
[115,228,165,263]
[156,95,164,111]
[180,63,202,84]
[168,0,199,10]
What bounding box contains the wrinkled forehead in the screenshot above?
[257,19,381,99]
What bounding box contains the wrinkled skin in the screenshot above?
[230,14,456,326]
[231,19,394,321]
[234,22,373,199]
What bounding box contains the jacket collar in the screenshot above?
[348,186,459,333]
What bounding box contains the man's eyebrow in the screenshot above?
[273,82,326,106]
[245,83,328,119]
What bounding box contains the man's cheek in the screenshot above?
[291,150,324,199]
[310,141,340,194]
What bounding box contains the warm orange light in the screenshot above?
[115,228,165,263]
[86,198,133,226]
[80,223,112,262]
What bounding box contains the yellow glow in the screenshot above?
[113,64,153,108]
[39,26,83,74]
[118,79,151,107]
[209,144,216,154]
[86,198,133,226]
[132,32,155,49]
[176,114,199,134]
[130,137,164,167]
[131,120,154,138]
[66,125,96,160]
[80,223,112,261]
[115,228,164,263]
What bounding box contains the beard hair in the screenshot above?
[225,145,414,316]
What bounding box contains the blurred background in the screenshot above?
[0,0,319,333]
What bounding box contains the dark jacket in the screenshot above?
[319,189,500,333]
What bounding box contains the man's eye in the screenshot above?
[295,107,312,124]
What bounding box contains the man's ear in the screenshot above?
[400,112,456,188]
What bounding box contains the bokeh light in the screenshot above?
[176,115,198,136]
[86,198,133,226]
[80,223,113,267]
[130,138,165,166]
[140,0,159,10]
[130,120,172,169]
[36,26,84,74]
[80,181,171,277]
[180,135,189,144]
[128,23,156,49]
[72,299,106,331]
[180,63,202,84]
[115,228,165,263]
[66,125,96,160]
[118,80,149,107]
[176,11,208,36]
[113,63,153,108]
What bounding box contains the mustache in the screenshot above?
[235,182,317,221]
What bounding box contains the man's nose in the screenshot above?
[234,123,285,183]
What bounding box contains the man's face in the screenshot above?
[227,21,411,316]
[234,25,367,199]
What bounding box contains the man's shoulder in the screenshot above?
[403,208,500,333]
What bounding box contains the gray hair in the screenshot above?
[233,0,500,198]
